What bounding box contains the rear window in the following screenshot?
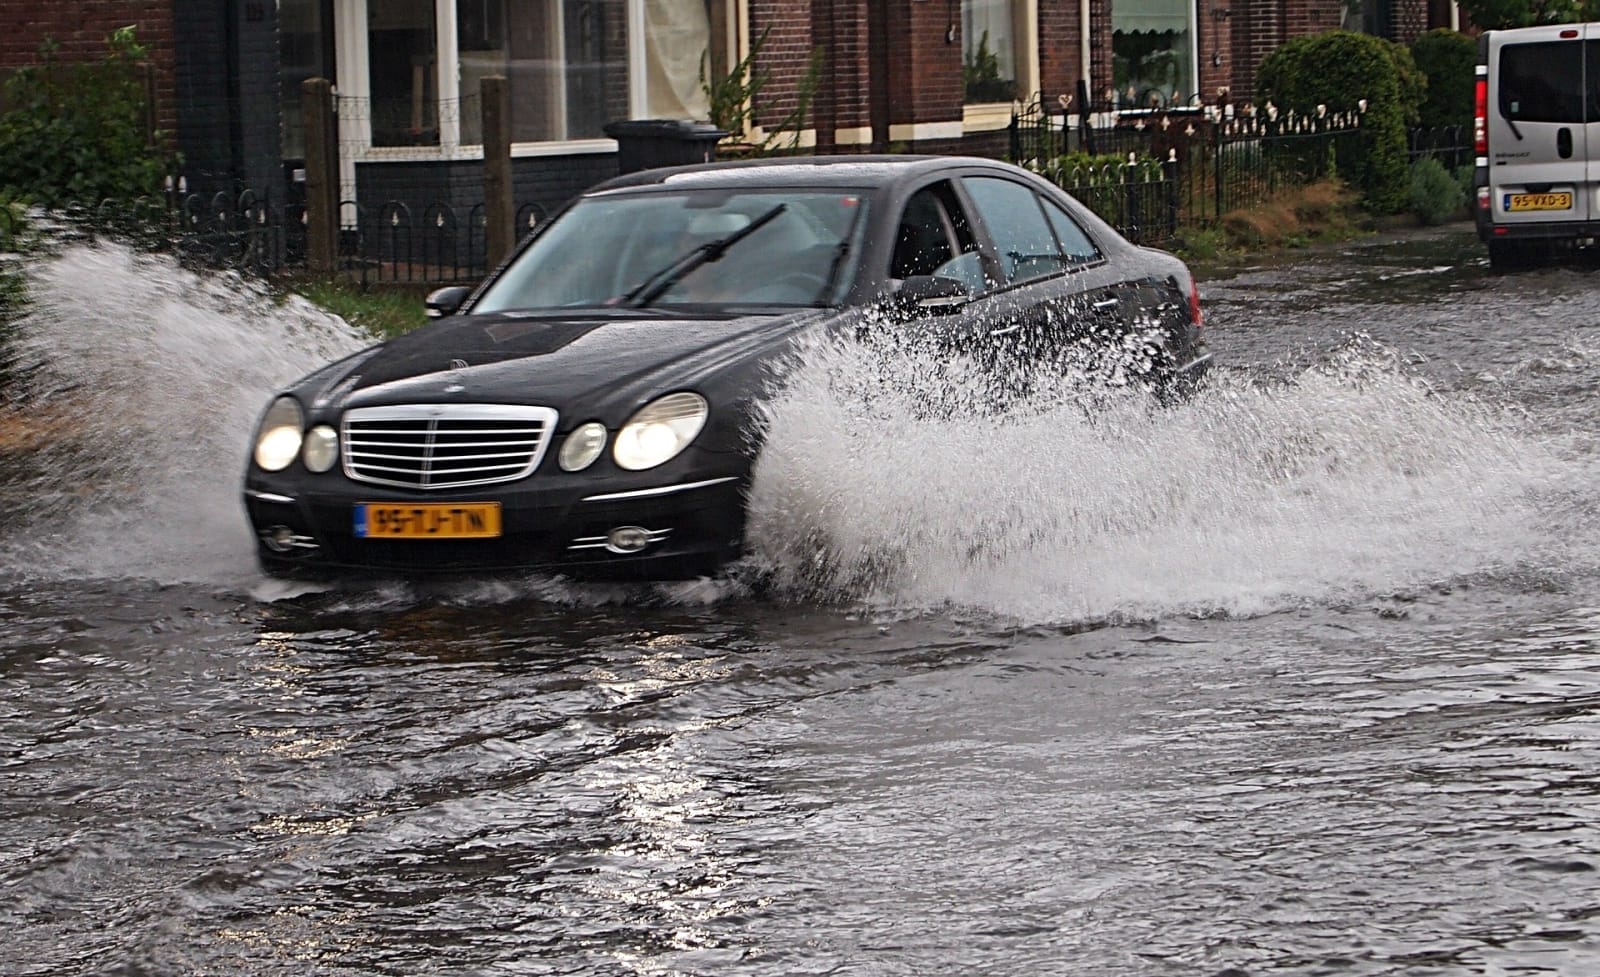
[1497,39,1600,123]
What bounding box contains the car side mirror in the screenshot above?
[893,275,970,315]
[425,285,473,318]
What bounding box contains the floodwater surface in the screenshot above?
[5,228,1600,976]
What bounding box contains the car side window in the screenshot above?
[1041,197,1101,264]
[889,183,982,283]
[962,176,1070,285]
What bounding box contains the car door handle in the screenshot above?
[1092,298,1119,310]
[1559,127,1573,159]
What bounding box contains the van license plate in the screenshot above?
[354,502,502,539]
[1506,192,1573,212]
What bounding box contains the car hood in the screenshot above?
[324,309,827,418]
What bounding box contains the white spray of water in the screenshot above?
[745,330,1578,622]
[1,241,369,585]
[0,241,1586,624]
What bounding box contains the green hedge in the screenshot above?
[1411,29,1476,130]
[1256,30,1423,214]
[0,28,174,209]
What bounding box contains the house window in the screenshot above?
[454,0,632,143]
[362,0,727,150]
[368,0,440,147]
[1112,0,1196,109]
[642,0,715,118]
[963,0,1017,103]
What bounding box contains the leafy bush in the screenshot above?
[1411,29,1477,129]
[1256,30,1423,214]
[964,30,1015,103]
[701,26,823,156]
[0,28,175,208]
[1039,152,1150,186]
[1455,0,1600,31]
[1408,157,1466,225]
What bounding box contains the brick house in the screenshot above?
[0,0,1450,218]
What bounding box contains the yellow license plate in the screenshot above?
[1506,192,1573,212]
[354,502,501,539]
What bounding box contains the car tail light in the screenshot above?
[1474,73,1488,155]
[1188,276,1203,329]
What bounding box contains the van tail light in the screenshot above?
[1188,276,1203,329]
[1474,75,1488,155]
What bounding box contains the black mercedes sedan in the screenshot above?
[244,155,1210,580]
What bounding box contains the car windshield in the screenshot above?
[473,187,870,313]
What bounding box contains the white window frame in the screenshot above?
[1108,0,1203,110]
[336,0,740,169]
[963,0,1038,133]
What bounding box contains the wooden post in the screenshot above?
[302,77,338,275]
[482,75,515,270]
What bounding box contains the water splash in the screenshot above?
[0,241,1586,623]
[745,330,1577,622]
[0,241,369,585]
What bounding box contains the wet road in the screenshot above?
[6,226,1600,976]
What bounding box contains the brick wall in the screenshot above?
[1039,0,1082,107]
[810,0,873,144]
[0,0,178,134]
[748,0,817,132]
[1232,0,1347,101]
[885,0,962,127]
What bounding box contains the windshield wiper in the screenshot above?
[621,203,788,308]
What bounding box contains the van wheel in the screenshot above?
[1488,240,1544,270]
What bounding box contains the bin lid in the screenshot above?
[603,118,729,140]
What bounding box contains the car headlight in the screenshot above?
[302,424,339,473]
[253,396,304,472]
[613,392,708,471]
[559,421,608,472]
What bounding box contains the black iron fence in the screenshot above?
[89,181,548,285]
[1408,125,1472,171]
[1010,94,1370,244]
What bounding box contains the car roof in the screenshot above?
[586,154,1021,195]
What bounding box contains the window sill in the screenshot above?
[353,139,621,163]
[963,102,1016,133]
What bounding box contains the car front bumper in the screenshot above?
[244,468,748,581]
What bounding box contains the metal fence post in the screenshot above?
[302,77,338,275]
[1164,152,1180,238]
[1213,127,1224,222]
[482,75,515,271]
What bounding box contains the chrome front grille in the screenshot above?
[341,404,558,490]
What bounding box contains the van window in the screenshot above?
[1497,40,1600,123]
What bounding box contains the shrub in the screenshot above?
[1256,30,1423,214]
[1411,29,1477,130]
[1408,157,1466,225]
[0,27,174,208]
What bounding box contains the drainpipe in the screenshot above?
[1081,0,1092,99]
[1450,2,1460,30]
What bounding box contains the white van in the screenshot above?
[1473,23,1600,267]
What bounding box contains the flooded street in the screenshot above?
[7,226,1600,975]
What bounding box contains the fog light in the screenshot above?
[261,525,318,555]
[302,425,338,472]
[606,526,652,554]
